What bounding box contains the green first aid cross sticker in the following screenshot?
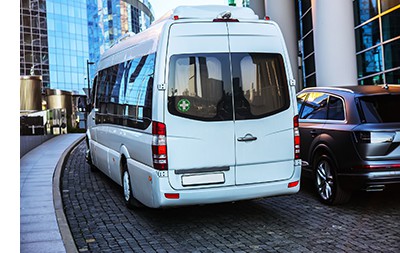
[177,98,191,112]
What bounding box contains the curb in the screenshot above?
[53,135,85,253]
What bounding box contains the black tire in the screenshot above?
[313,154,351,205]
[85,138,97,172]
[122,164,143,209]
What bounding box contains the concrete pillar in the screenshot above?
[249,0,265,20]
[311,0,357,86]
[264,0,299,91]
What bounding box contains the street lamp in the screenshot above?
[86,59,95,101]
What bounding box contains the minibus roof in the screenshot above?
[152,5,259,25]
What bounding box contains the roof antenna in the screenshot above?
[382,83,389,90]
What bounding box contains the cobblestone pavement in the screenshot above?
[61,141,400,253]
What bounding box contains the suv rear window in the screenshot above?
[168,53,289,121]
[358,95,400,123]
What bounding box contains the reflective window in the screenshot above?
[168,53,290,121]
[297,93,309,114]
[304,54,315,77]
[300,92,329,120]
[358,74,384,85]
[357,47,383,78]
[303,32,314,57]
[95,53,155,129]
[353,0,378,25]
[168,54,233,121]
[384,39,400,69]
[299,0,311,16]
[381,0,400,12]
[301,11,313,35]
[232,53,290,120]
[355,19,380,51]
[327,96,345,121]
[386,69,400,83]
[382,8,400,41]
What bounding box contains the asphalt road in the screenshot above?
[61,141,400,252]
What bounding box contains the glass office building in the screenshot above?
[354,0,400,85]
[297,0,400,86]
[239,0,400,87]
[20,0,154,95]
[46,0,90,94]
[87,0,154,84]
[20,0,50,88]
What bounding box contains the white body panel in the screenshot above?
[87,5,300,208]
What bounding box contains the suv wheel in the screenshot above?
[314,154,351,205]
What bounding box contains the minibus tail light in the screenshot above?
[294,115,301,159]
[152,121,168,170]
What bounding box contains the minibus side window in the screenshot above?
[95,53,155,129]
[168,53,233,121]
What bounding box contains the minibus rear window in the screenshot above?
[232,53,290,120]
[168,53,290,121]
[168,53,233,121]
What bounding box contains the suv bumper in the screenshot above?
[338,170,400,191]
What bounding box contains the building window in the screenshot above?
[298,0,316,88]
[353,0,400,84]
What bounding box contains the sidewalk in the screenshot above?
[20,133,84,253]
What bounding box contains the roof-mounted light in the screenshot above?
[213,11,239,22]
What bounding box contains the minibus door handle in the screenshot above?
[237,134,257,142]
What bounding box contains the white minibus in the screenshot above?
[86,5,301,208]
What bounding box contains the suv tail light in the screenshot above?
[294,115,301,159]
[354,131,395,143]
[152,121,168,170]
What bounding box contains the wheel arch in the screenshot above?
[311,143,340,170]
[119,145,130,179]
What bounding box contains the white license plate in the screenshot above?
[182,173,225,186]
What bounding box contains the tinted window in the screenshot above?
[300,92,328,120]
[232,53,290,120]
[359,95,400,123]
[95,53,155,129]
[297,93,309,114]
[168,53,290,121]
[327,96,345,121]
[168,53,233,121]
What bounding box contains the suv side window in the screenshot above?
[297,92,309,115]
[327,95,345,121]
[300,92,329,120]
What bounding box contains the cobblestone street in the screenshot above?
[61,141,400,252]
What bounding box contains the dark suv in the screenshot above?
[297,85,400,205]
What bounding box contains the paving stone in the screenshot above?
[61,142,400,252]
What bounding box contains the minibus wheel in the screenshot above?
[122,164,143,209]
[85,137,97,172]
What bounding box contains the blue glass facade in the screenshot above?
[46,0,90,94]
[87,0,154,81]
[354,0,400,85]
[40,0,153,95]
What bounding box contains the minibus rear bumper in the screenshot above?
[153,166,302,208]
